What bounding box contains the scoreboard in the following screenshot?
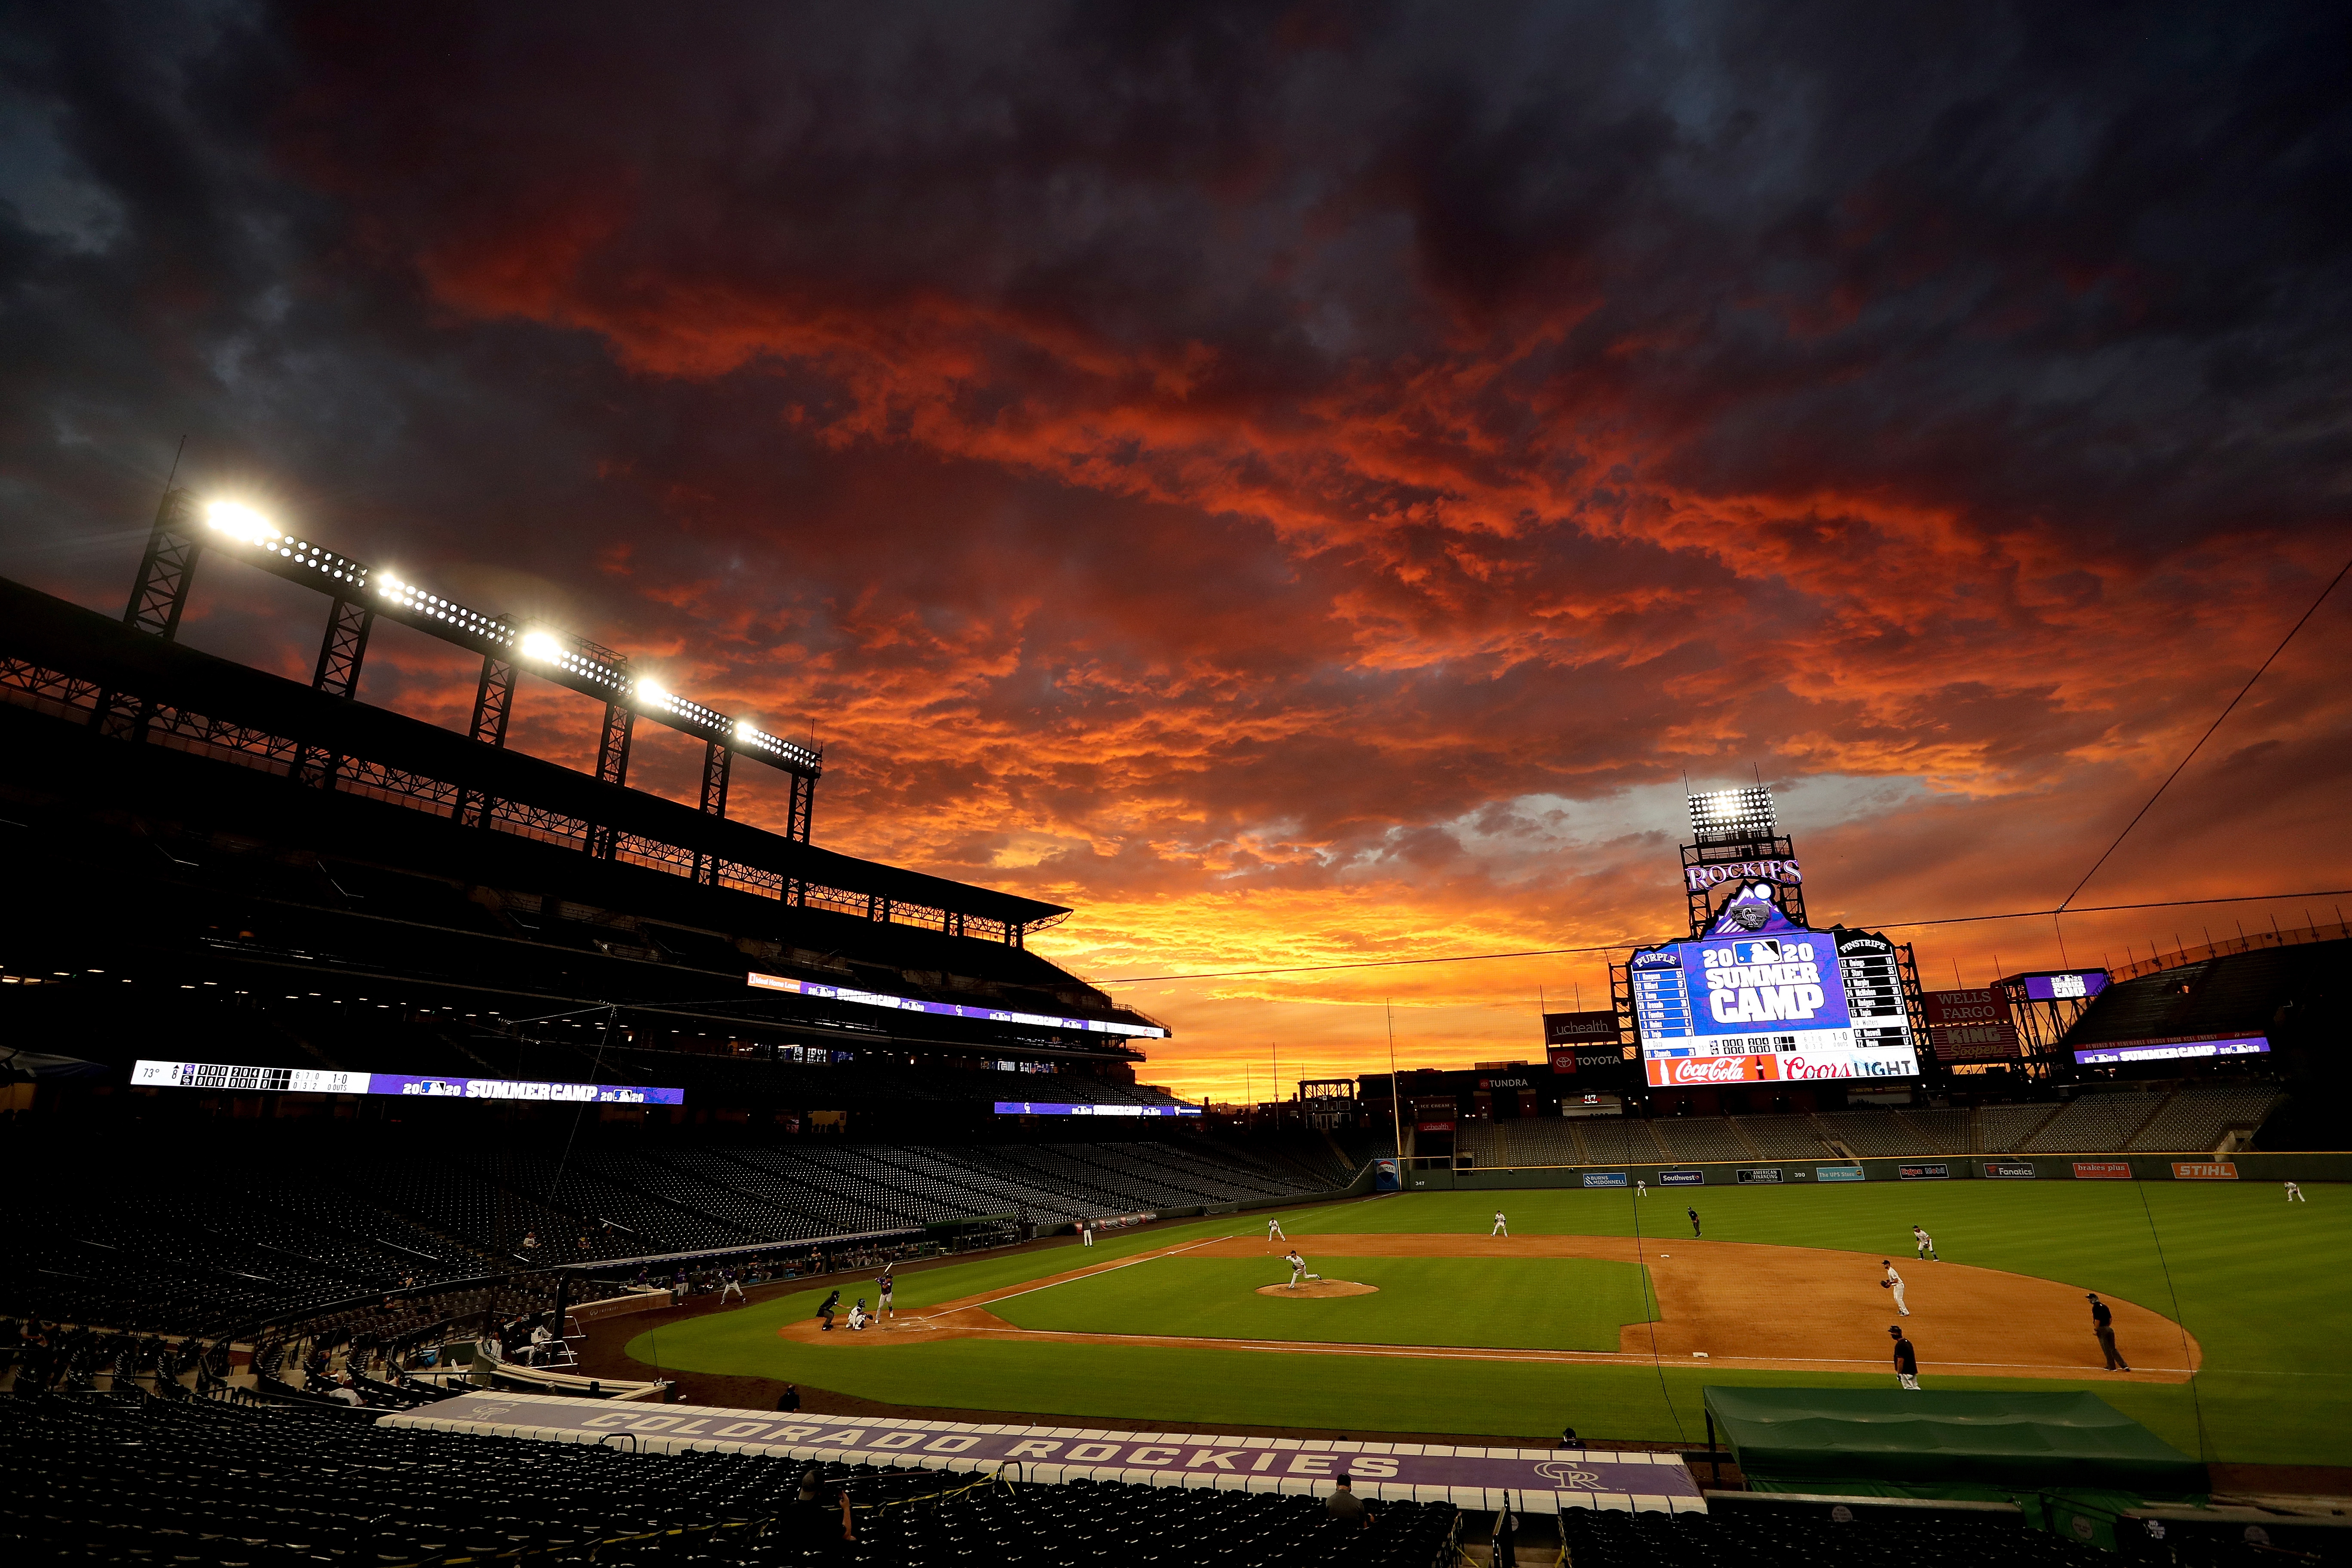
[1629,925,1920,1087]
[131,1060,684,1104]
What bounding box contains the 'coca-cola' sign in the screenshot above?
[1648,1055,1777,1086]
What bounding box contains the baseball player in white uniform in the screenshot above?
[2286,1182,2305,1202]
[1911,1225,1937,1260]
[1282,1250,1319,1288]
[1881,1260,1909,1315]
[1491,1210,1508,1237]
[1268,1216,1287,1243]
[1636,1180,1647,1197]
[848,1300,870,1332]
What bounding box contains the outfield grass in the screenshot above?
[625,1182,2348,1466]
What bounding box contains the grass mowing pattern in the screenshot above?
[626,1183,2346,1466]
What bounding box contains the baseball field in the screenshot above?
[622,1183,2345,1468]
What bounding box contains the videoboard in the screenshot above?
[1628,883,1919,1086]
[748,971,1168,1038]
[131,1061,684,1104]
[992,1101,1201,1117]
[2021,970,2109,1001]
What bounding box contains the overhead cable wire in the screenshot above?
[1089,888,2352,983]
[2055,550,2352,914]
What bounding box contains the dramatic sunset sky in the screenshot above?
[3,4,2347,1100]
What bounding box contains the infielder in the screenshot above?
[877,1268,895,1319]
[2286,1182,2305,1203]
[1890,1325,1920,1390]
[1881,1260,1909,1315]
[1268,1216,1287,1244]
[1491,1210,1509,1237]
[1911,1225,1937,1261]
[1282,1250,1320,1289]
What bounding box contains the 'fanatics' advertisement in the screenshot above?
[1626,887,1920,1087]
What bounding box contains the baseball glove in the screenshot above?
[1879,1281,1890,1289]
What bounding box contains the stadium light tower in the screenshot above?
[1680,782,1807,935]
[113,483,825,842]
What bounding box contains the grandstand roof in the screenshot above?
[2063,937,2349,1050]
[0,576,1070,935]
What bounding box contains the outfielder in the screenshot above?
[1268,1216,1287,1244]
[2286,1182,2305,1203]
[1283,1250,1320,1288]
[1687,1207,1702,1237]
[1911,1225,1937,1261]
[1636,1180,1647,1197]
[1881,1259,1909,1315]
[1491,1210,1509,1237]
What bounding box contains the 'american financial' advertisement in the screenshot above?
[1627,899,1919,1087]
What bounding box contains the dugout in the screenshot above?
[1700,1387,2207,1497]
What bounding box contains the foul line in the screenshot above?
[909,1234,1236,1321]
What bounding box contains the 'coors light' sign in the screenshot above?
[1627,883,1920,1087]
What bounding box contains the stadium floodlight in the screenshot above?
[204,500,279,544]
[519,631,564,662]
[637,677,668,706]
[369,572,512,646]
[1688,784,1777,845]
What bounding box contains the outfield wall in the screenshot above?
[1399,1150,2352,1191]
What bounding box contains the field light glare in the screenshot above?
[637,678,668,705]
[204,500,277,544]
[520,631,564,662]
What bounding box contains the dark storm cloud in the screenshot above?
[1,0,2346,1087]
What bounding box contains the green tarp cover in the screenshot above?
[1702,1387,2206,1494]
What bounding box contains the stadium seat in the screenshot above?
[0,1394,1463,1566]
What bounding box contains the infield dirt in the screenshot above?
[778,1231,2198,1383]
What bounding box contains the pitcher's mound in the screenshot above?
[1256,1280,1378,1298]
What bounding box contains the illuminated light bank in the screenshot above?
[747,971,1169,1039]
[132,1060,683,1104]
[200,499,809,767]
